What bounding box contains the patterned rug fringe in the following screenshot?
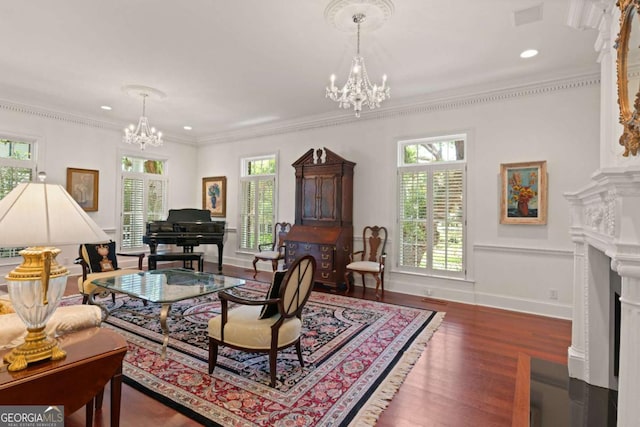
[62,287,445,426]
[348,312,446,427]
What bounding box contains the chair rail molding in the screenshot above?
[473,243,573,257]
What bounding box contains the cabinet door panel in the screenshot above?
[319,176,338,220]
[302,177,318,220]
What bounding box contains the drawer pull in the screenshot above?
[322,262,330,269]
[304,244,311,250]
[321,272,330,279]
[322,246,330,252]
[288,243,297,249]
[321,254,330,260]
[289,251,296,257]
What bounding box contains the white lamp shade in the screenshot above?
[0,182,110,247]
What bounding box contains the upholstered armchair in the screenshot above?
[208,255,316,387]
[76,241,145,304]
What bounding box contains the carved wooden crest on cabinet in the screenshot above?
[292,147,355,227]
[286,147,355,290]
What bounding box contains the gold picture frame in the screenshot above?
[202,176,227,218]
[616,0,640,157]
[66,167,99,212]
[500,161,547,225]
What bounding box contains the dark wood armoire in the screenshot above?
[284,147,355,290]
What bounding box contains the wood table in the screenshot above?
[0,327,127,427]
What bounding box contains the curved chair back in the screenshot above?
[279,255,316,318]
[361,226,388,262]
[275,222,292,251]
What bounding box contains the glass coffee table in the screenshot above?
[90,268,244,358]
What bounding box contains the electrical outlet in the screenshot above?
[549,289,558,300]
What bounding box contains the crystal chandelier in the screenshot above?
[326,13,390,118]
[123,92,163,150]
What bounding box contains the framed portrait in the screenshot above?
[66,167,99,212]
[500,160,547,225]
[202,176,227,218]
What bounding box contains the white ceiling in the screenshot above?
[0,1,599,143]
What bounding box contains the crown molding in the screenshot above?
[567,0,610,31]
[198,71,601,145]
[0,98,197,146]
[0,70,601,148]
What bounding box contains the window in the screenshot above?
[120,155,167,250]
[239,154,276,251]
[397,134,466,277]
[0,138,35,258]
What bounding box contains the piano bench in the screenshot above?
[148,252,204,272]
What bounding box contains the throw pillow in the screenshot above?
[258,270,287,320]
[82,241,119,273]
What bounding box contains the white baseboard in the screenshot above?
[568,346,586,381]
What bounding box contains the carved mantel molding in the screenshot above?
[565,166,640,275]
[565,165,640,427]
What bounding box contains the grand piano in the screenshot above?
[143,208,225,272]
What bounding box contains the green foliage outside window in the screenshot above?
[241,156,276,251]
[0,139,33,257]
[399,137,465,274]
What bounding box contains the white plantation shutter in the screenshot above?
[399,170,427,268]
[122,177,145,249]
[257,178,275,246]
[0,139,35,258]
[121,173,167,250]
[240,154,277,252]
[431,166,464,272]
[240,180,256,249]
[397,135,466,278]
[240,176,275,251]
[147,179,166,221]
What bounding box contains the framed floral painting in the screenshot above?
[500,161,547,225]
[66,167,99,211]
[202,176,226,217]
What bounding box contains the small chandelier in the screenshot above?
[326,13,390,118]
[123,92,162,150]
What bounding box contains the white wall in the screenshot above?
[197,79,600,318]
[0,77,600,319]
[0,107,198,276]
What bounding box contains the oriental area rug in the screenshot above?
[63,281,444,426]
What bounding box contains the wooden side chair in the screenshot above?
[252,222,291,278]
[344,226,388,299]
[76,241,145,304]
[208,255,316,387]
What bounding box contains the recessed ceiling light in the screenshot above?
[100,105,112,111]
[183,126,192,130]
[520,49,538,59]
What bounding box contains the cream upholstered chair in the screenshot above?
[252,222,291,278]
[208,255,316,387]
[76,241,145,304]
[344,226,388,299]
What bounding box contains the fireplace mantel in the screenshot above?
[567,166,640,255]
[565,165,640,426]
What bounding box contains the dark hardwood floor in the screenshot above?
[64,263,571,426]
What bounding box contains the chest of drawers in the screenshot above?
[284,225,352,289]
